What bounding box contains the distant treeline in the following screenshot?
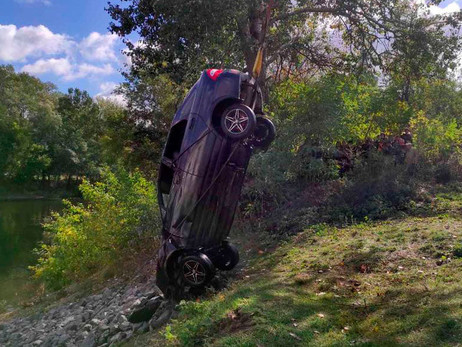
[0,65,164,189]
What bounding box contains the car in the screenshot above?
[156,68,275,297]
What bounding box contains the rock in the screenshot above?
[97,329,111,345]
[66,321,79,332]
[128,297,162,323]
[56,333,71,345]
[124,330,133,341]
[109,324,120,335]
[119,321,131,331]
[99,324,110,332]
[60,316,75,327]
[81,332,97,347]
[134,321,149,333]
[109,332,124,344]
[78,330,90,341]
[82,311,93,322]
[116,314,128,324]
[91,318,101,326]
[145,291,159,300]
[0,280,166,346]
[149,307,173,330]
[84,324,93,332]
[10,332,22,340]
[103,288,113,299]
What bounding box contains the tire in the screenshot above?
[221,103,256,140]
[251,116,276,149]
[213,242,240,271]
[180,253,215,287]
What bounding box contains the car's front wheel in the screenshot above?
[211,242,240,271]
[251,116,276,149]
[221,103,256,140]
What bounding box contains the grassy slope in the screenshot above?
[129,191,462,347]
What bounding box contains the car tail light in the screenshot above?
[206,69,224,81]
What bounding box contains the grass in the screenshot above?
[127,191,462,346]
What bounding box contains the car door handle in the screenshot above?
[162,157,174,168]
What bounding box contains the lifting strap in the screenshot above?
[252,0,274,78]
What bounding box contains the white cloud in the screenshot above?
[21,58,72,76]
[0,24,71,62]
[98,82,118,95]
[415,0,461,16]
[0,25,121,65]
[95,82,126,105]
[80,32,118,62]
[429,1,460,16]
[66,63,115,81]
[15,0,51,5]
[22,59,115,81]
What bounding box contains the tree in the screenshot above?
[108,0,461,90]
[0,65,56,183]
[383,6,462,102]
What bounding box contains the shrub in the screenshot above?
[454,243,462,259]
[327,152,416,221]
[31,168,160,289]
[410,112,461,162]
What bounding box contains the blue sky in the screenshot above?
[0,0,461,101]
[0,0,130,101]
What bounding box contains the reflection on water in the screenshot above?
[0,199,62,304]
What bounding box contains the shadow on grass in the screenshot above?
[206,271,462,346]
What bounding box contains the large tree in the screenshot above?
[107,0,462,166]
[108,0,461,86]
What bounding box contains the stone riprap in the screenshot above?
[0,277,176,347]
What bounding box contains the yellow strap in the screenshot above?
[252,47,264,78]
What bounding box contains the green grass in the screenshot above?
[128,194,462,347]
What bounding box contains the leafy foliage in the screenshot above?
[410,112,461,161]
[31,168,160,289]
[0,66,142,188]
[328,153,416,221]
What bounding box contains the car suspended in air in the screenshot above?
[156,68,275,297]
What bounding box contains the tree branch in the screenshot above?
[272,6,339,23]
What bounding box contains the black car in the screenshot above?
[156,68,275,297]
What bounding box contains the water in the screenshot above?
[0,199,63,305]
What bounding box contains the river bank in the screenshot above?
[0,272,162,346]
[0,186,79,201]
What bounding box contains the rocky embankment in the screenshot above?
[0,277,176,347]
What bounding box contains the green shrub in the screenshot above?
[454,244,462,259]
[327,152,416,221]
[410,112,461,162]
[31,168,160,289]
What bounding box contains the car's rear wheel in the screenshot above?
[251,116,276,149]
[180,253,215,287]
[221,103,256,140]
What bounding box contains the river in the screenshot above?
[0,199,63,307]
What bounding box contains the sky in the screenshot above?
[0,0,461,102]
[0,0,129,102]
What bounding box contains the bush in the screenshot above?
[454,243,462,259]
[327,152,416,222]
[31,168,160,289]
[410,112,461,162]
